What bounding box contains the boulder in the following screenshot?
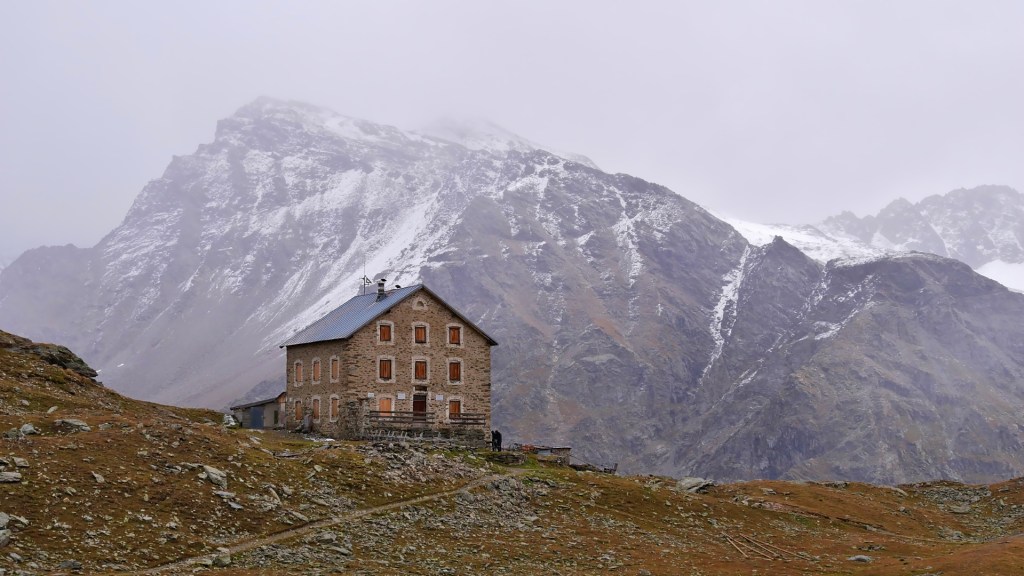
[202,465,228,489]
[54,419,91,433]
[676,477,716,493]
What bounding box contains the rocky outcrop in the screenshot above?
[0,329,98,379]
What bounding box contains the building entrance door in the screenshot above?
[412,393,427,421]
[250,408,264,429]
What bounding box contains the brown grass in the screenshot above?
[3,340,1024,574]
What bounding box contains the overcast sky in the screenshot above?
[2,1,1023,263]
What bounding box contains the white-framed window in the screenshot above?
[312,396,322,422]
[413,323,429,345]
[311,358,322,384]
[329,356,340,382]
[293,361,304,386]
[377,355,395,383]
[447,358,463,384]
[412,356,429,381]
[446,324,464,347]
[293,399,303,421]
[378,321,394,344]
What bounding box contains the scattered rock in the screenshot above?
[267,487,282,503]
[213,550,231,567]
[3,429,23,441]
[91,471,105,484]
[676,477,716,493]
[0,473,22,484]
[202,465,228,488]
[46,406,58,414]
[58,559,82,571]
[19,424,38,436]
[0,529,11,547]
[848,555,873,563]
[315,531,338,544]
[9,516,27,528]
[11,458,28,469]
[949,504,971,514]
[54,419,91,433]
[0,513,8,529]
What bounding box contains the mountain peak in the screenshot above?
[418,116,600,169]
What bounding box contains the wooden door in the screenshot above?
[379,397,393,413]
[412,394,427,420]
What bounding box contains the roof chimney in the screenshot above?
[376,278,386,301]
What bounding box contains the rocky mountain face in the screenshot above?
[3,98,1024,484]
[682,244,1024,483]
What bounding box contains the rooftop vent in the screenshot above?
[376,278,387,301]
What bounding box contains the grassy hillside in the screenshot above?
[2,329,1024,575]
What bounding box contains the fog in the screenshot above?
[2,1,1023,263]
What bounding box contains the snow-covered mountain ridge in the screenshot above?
[4,98,1024,484]
[722,186,1024,292]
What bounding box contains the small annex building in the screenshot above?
[229,392,287,429]
[281,280,497,444]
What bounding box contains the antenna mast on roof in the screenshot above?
[360,258,372,295]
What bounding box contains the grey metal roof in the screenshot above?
[279,284,498,348]
[229,392,286,411]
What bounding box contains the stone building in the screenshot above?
[281,281,497,443]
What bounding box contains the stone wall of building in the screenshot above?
[284,288,493,440]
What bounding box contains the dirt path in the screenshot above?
[141,469,522,574]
